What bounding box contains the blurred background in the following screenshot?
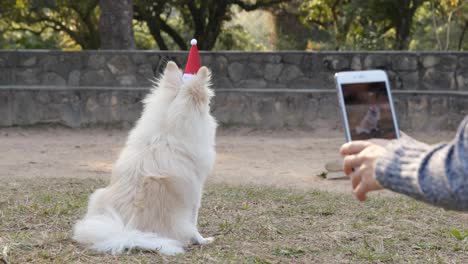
[0,0,466,51]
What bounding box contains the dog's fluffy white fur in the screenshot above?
[73,61,217,255]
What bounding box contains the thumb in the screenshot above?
[354,183,368,202]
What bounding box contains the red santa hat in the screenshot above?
[183,39,200,82]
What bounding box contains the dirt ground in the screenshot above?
[0,126,456,193]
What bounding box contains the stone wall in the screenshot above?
[0,50,467,131]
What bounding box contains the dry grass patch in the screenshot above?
[0,178,466,263]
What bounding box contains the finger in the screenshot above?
[343,154,363,175]
[354,182,368,202]
[349,168,363,190]
[340,141,372,156]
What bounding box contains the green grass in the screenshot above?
[0,178,466,263]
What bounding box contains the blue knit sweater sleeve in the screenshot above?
[375,117,468,211]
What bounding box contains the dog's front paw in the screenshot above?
[159,240,185,256]
[192,236,215,245]
[200,236,214,245]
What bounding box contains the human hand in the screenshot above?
[339,140,389,201]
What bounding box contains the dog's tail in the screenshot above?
[73,208,184,255]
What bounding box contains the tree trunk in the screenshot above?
[458,21,468,51]
[99,0,136,49]
[395,16,411,50]
[394,0,423,50]
[201,3,228,50]
[394,0,411,50]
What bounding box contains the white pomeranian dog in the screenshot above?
[73,61,217,255]
[355,105,381,135]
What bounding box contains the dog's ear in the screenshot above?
[164,61,179,74]
[181,66,213,108]
[196,66,211,84]
[161,61,182,87]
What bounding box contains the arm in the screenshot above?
[375,117,468,211]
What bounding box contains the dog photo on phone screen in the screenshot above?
[341,82,397,140]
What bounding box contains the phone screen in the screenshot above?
[341,81,397,140]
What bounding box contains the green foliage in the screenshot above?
[0,0,99,49]
[133,0,286,50]
[298,0,362,50]
[133,20,157,49]
[293,0,467,50]
[411,0,468,50]
[297,0,427,50]
[317,171,327,179]
[450,229,468,241]
[224,9,276,50]
[214,24,270,51]
[0,0,466,50]
[0,21,60,49]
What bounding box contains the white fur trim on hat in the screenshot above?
[183,73,194,82]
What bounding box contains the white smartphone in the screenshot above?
[335,70,400,142]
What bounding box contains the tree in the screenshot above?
[133,0,185,50]
[409,0,467,50]
[362,0,427,50]
[299,0,428,50]
[134,0,286,50]
[0,0,100,49]
[271,0,314,50]
[0,0,464,50]
[299,0,362,50]
[99,0,136,49]
[429,0,468,50]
